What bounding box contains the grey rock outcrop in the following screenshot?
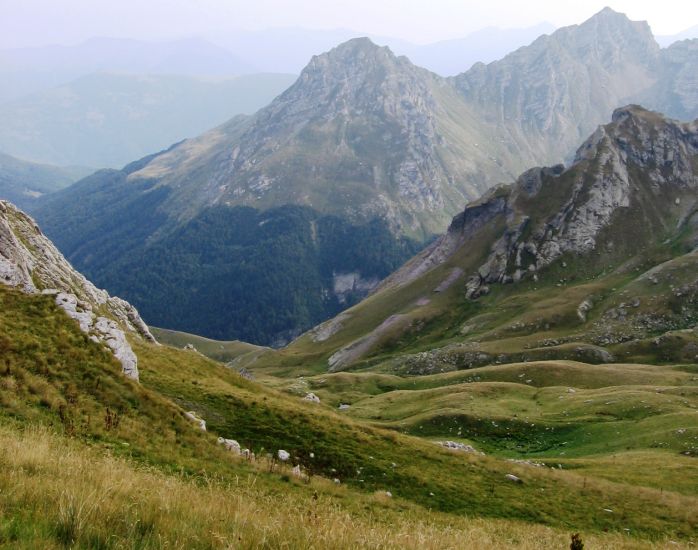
[184,411,206,431]
[455,106,698,299]
[0,200,154,380]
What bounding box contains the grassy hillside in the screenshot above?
[1,285,696,546]
[0,151,88,209]
[150,326,267,363]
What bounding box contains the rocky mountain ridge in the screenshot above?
[452,7,696,170]
[384,105,698,297]
[276,106,698,373]
[0,200,155,379]
[127,37,512,236]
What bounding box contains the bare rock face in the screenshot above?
[0,200,155,380]
[457,106,698,299]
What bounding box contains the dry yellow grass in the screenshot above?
[0,423,688,549]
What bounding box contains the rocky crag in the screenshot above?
[0,200,155,379]
[384,106,698,297]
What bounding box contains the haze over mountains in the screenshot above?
[31,8,698,346]
[0,73,296,167]
[1,14,695,169]
[0,152,89,209]
[1,3,698,547]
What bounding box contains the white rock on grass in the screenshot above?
[505,474,522,483]
[278,449,290,461]
[217,437,241,454]
[303,392,321,403]
[439,441,484,455]
[184,411,206,431]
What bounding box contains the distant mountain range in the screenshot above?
[0,152,89,209]
[33,8,698,345]
[0,37,253,102]
[0,72,296,167]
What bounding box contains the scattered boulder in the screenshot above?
[505,474,523,483]
[217,437,241,454]
[238,367,254,381]
[439,441,483,454]
[303,392,321,403]
[338,403,351,410]
[278,449,290,461]
[184,411,206,431]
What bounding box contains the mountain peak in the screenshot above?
[301,36,406,77]
[578,5,656,46]
[592,6,624,18]
[329,36,384,54]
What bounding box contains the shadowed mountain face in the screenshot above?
[33,9,698,345]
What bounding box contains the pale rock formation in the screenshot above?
[303,392,321,404]
[217,437,242,454]
[0,200,155,380]
[184,411,206,431]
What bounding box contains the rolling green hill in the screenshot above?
[2,110,698,545]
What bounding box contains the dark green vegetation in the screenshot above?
[1,284,696,546]
[0,151,88,209]
[39,198,422,346]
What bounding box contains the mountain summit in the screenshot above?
[453,7,663,168]
[127,37,516,237]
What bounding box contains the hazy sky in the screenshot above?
[2,0,697,48]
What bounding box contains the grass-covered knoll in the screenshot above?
[263,358,698,504]
[2,284,697,545]
[150,326,267,363]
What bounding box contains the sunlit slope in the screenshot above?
[2,285,696,543]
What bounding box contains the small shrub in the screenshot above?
[570,533,584,550]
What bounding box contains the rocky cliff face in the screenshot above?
[452,8,663,168]
[0,200,155,379]
[386,106,698,297]
[278,107,698,372]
